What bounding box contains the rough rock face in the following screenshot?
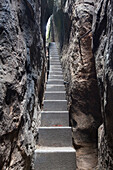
[1,0,113,169]
[0,0,46,169]
[53,0,71,49]
[92,0,113,169]
[52,0,102,169]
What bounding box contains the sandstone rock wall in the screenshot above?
[93,0,113,169]
[1,0,113,169]
[0,0,47,169]
[52,0,113,169]
[52,0,102,169]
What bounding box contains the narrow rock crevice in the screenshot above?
[1,0,113,169]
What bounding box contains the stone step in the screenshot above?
[50,51,58,53]
[49,64,62,68]
[34,147,76,170]
[45,91,66,100]
[49,71,62,75]
[50,49,58,51]
[41,111,69,127]
[50,55,59,60]
[49,71,63,75]
[50,60,60,63]
[48,75,63,79]
[50,66,62,70]
[50,59,60,62]
[50,55,59,58]
[38,127,72,147]
[50,64,62,67]
[53,52,58,53]
[46,85,65,91]
[50,61,61,65]
[50,58,60,61]
[43,100,67,111]
[50,48,57,50]
[50,67,62,71]
[50,50,58,52]
[50,46,56,48]
[50,48,58,49]
[47,79,64,85]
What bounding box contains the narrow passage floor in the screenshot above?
[34,42,76,170]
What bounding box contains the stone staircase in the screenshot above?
[34,42,76,170]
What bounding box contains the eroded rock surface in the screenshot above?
[52,0,102,169]
[0,0,46,169]
[1,0,113,169]
[93,0,113,169]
